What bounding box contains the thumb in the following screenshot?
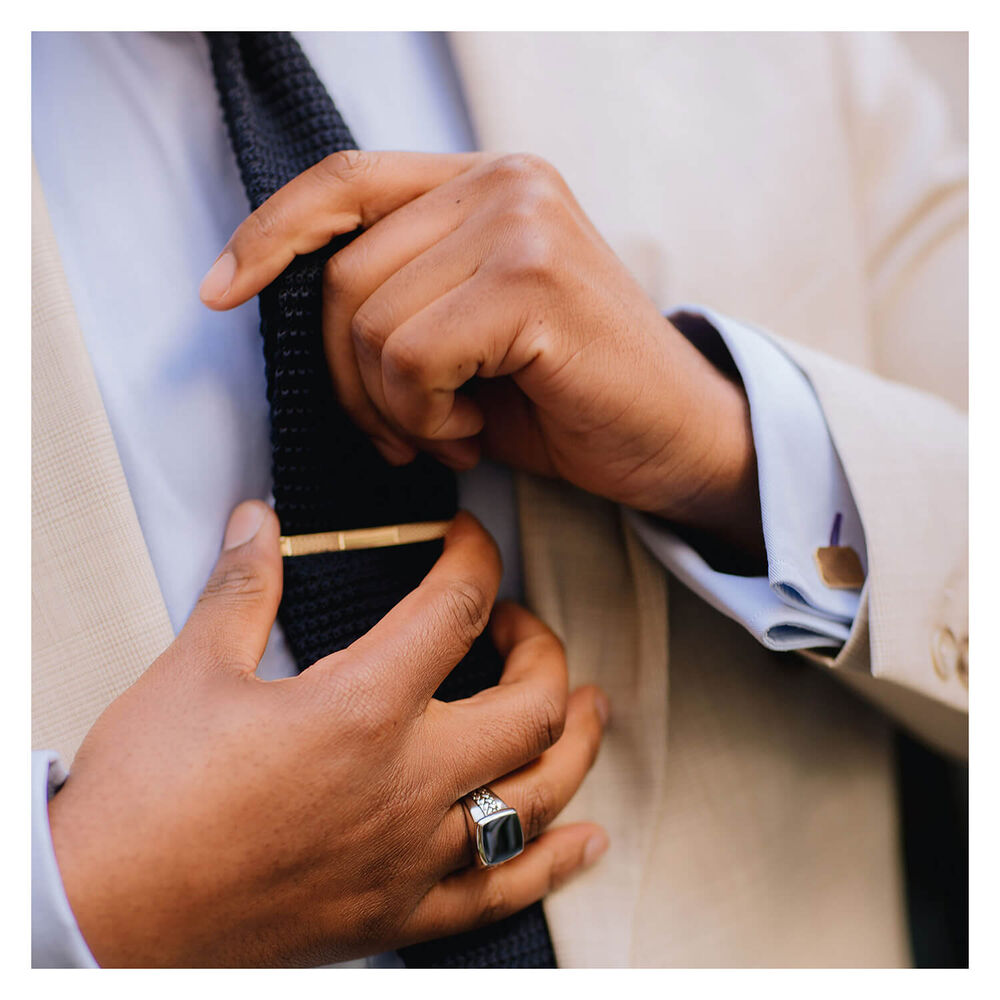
[174,500,283,676]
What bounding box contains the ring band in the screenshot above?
[462,786,525,868]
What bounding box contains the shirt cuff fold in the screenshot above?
[32,750,99,968]
[630,306,867,651]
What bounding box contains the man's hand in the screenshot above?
[200,151,763,560]
[48,502,608,967]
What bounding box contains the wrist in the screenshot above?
[644,334,765,568]
[46,787,122,967]
[47,781,172,968]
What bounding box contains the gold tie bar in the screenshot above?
[279,519,451,558]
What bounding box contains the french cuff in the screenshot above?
[31,750,99,968]
[627,306,868,651]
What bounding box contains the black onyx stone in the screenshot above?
[480,812,524,866]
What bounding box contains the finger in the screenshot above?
[322,174,479,463]
[468,379,557,477]
[489,598,558,663]
[311,511,501,703]
[349,224,488,440]
[378,273,537,442]
[416,433,484,473]
[199,150,485,310]
[172,500,283,676]
[401,823,609,946]
[431,684,609,875]
[425,602,571,801]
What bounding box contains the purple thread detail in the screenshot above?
[829,512,843,548]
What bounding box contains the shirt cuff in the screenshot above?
[32,750,99,968]
[627,306,867,651]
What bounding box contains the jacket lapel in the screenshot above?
[32,161,174,765]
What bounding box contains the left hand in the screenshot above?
[201,150,762,557]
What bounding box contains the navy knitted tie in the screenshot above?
[206,31,557,968]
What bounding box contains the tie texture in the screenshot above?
[205,31,557,968]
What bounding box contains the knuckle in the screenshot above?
[545,848,566,894]
[518,230,557,278]
[552,633,568,663]
[497,184,551,226]
[513,178,560,219]
[325,241,374,301]
[535,629,566,665]
[463,518,502,573]
[586,698,606,746]
[523,689,565,755]
[319,148,369,183]
[520,780,557,839]
[586,721,604,767]
[383,336,429,384]
[350,308,386,358]
[199,562,267,605]
[322,253,347,294]
[248,203,279,241]
[498,228,556,283]
[440,579,491,645]
[492,152,557,186]
[476,879,511,928]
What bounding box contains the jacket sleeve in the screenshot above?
[773,33,968,759]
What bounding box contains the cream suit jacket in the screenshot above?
[32,32,968,967]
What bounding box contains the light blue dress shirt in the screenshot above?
[30,31,865,967]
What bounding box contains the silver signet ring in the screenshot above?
[462,786,525,868]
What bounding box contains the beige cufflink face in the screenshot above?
[814,545,865,590]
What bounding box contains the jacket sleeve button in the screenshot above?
[930,626,958,681]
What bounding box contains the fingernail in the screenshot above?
[583,832,609,867]
[224,501,267,550]
[199,251,236,304]
[594,690,611,726]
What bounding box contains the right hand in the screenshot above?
[47,502,609,967]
